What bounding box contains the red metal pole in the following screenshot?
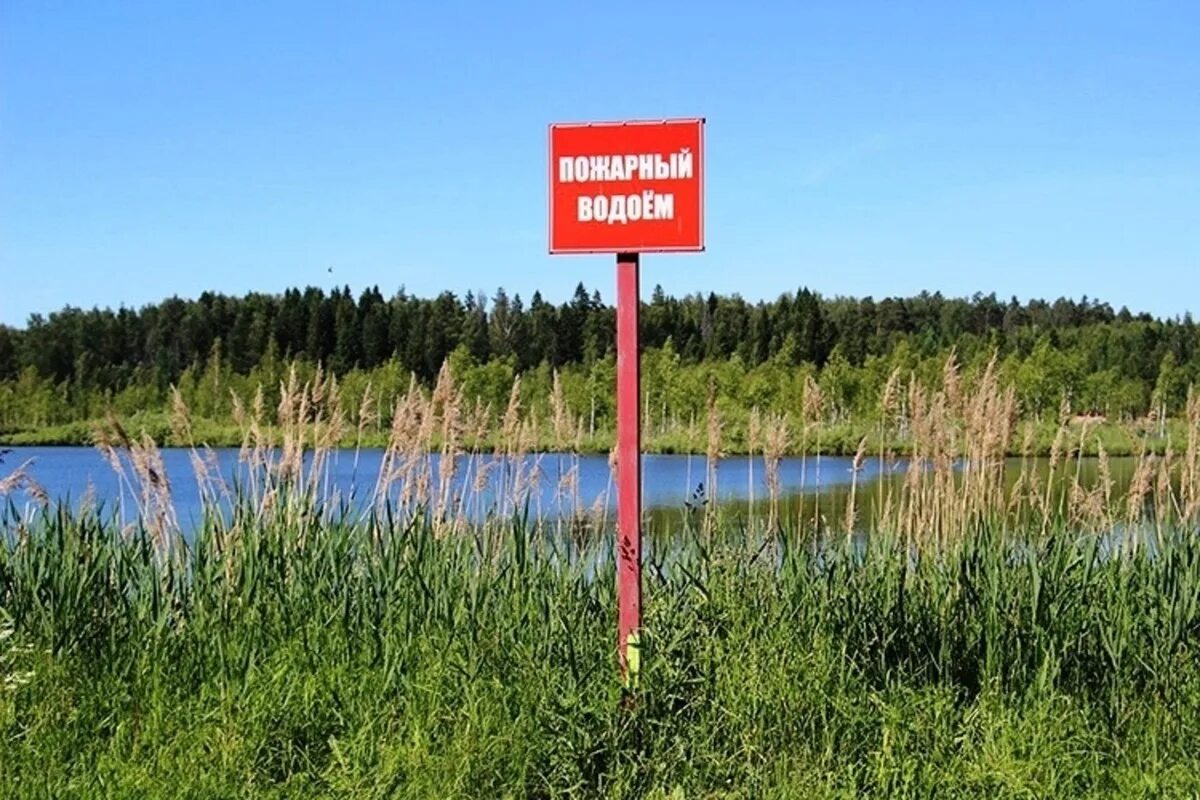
[616,251,642,687]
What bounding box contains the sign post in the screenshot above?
[615,250,641,685]
[548,119,705,688]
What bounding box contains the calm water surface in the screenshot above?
[3,446,870,522]
[1,447,1139,533]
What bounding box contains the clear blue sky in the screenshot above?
[2,2,1198,327]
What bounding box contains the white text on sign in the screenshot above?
[577,192,675,225]
[557,149,694,183]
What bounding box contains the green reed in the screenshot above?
[1,368,1199,796]
[2,493,1200,797]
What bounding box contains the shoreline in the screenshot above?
[1,418,1185,459]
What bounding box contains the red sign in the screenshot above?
[549,119,705,254]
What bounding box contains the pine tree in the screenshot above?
[0,326,18,381]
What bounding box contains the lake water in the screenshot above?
[1,446,1141,537]
[1,446,874,527]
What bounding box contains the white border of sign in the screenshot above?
[547,118,706,255]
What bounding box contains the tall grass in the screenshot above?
[1,365,1200,796]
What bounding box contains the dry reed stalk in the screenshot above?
[929,391,957,548]
[128,431,177,552]
[803,375,825,532]
[1067,480,1095,533]
[873,371,902,537]
[230,389,253,468]
[407,378,438,514]
[548,370,582,526]
[844,436,868,540]
[469,399,490,452]
[92,423,123,519]
[432,363,465,534]
[880,368,901,425]
[250,385,267,462]
[527,449,547,521]
[556,462,581,535]
[942,352,963,419]
[500,378,522,502]
[203,446,231,507]
[898,382,929,546]
[80,480,96,517]
[1126,446,1155,529]
[550,370,571,450]
[231,389,247,432]
[485,376,522,519]
[747,407,762,512]
[169,386,194,447]
[0,460,49,508]
[1058,436,1106,535]
[959,360,987,531]
[1020,420,1036,462]
[107,410,134,451]
[233,385,270,522]
[1040,419,1070,538]
[310,364,326,409]
[500,377,522,456]
[590,492,609,545]
[704,376,722,537]
[899,381,936,545]
[373,378,407,512]
[1153,449,1175,542]
[94,412,139,526]
[571,413,586,518]
[1070,418,1092,499]
[291,371,323,521]
[171,388,223,518]
[472,457,495,496]
[877,368,902,518]
[1015,421,1039,525]
[959,358,1014,536]
[305,371,346,506]
[454,398,492,523]
[1007,468,1028,526]
[1183,387,1200,525]
[762,412,788,535]
[354,381,375,467]
[608,443,619,491]
[1097,438,1115,530]
[889,362,994,549]
[277,365,303,484]
[998,385,1017,450]
[94,419,124,478]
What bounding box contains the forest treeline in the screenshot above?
[1,284,1198,447]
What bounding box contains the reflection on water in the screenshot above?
[1,447,1146,536]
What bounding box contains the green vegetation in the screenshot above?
[2,286,1199,451]
[2,362,1200,797]
[4,506,1200,797]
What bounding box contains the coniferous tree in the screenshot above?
[461,291,490,364]
[305,289,335,364]
[528,291,558,369]
[332,287,363,372]
[0,326,18,381]
[4,281,1200,437]
[489,288,515,361]
[361,287,391,368]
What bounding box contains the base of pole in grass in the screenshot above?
[620,629,641,698]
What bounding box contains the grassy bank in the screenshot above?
[2,507,1200,797]
[0,413,1188,458]
[4,351,1197,459]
